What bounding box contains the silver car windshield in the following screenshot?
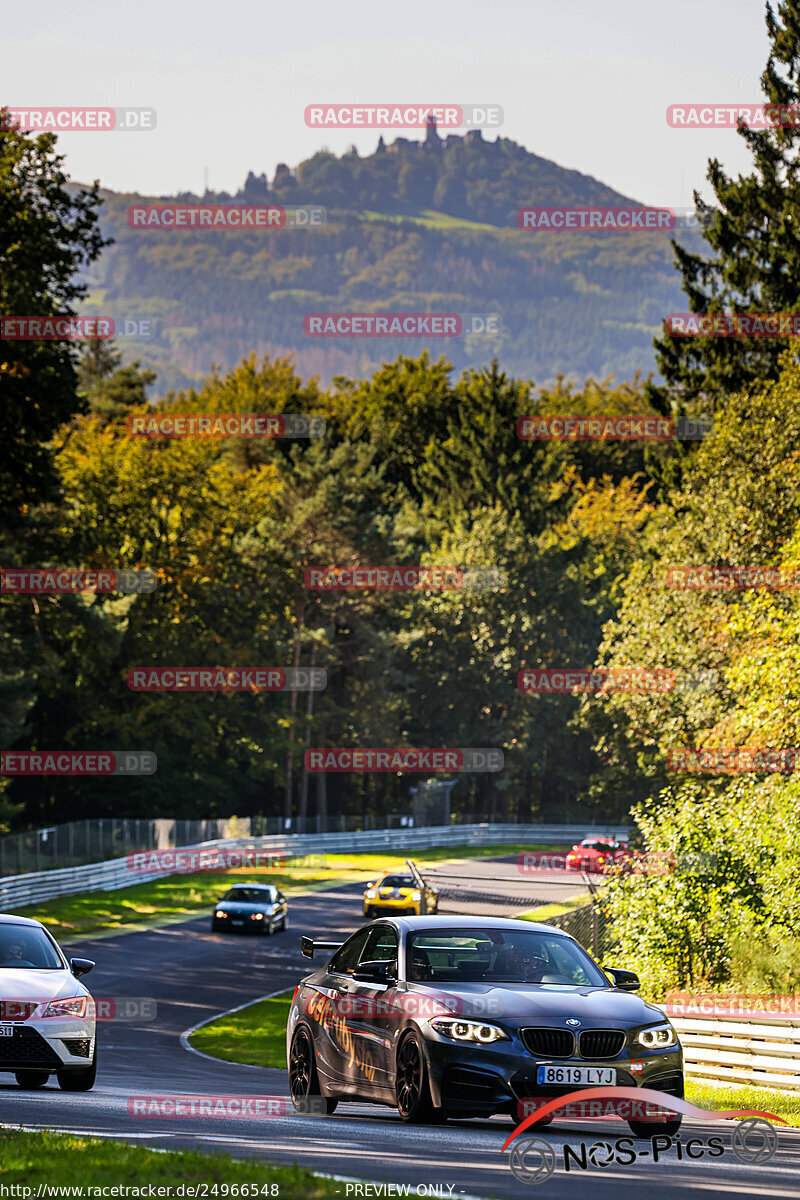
[0,925,63,970]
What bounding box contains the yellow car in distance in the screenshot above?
[362,872,439,918]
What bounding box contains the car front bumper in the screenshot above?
[0,1017,95,1073]
[213,913,269,932]
[421,1034,683,1118]
[363,896,422,916]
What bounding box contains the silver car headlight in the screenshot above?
[635,1024,678,1048]
[43,997,87,1019]
[430,1018,508,1044]
[365,889,377,899]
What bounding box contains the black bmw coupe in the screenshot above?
[287,915,683,1136]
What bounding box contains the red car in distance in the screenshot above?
[565,837,629,874]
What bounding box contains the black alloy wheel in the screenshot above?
[289,1026,338,1115]
[395,1032,445,1123]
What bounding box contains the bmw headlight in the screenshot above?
[430,1018,508,1044]
[635,1024,678,1048]
[215,910,227,917]
[43,997,87,1019]
[251,913,264,920]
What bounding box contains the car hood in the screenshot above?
[216,901,271,913]
[410,983,667,1027]
[0,967,85,1004]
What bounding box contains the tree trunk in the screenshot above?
[283,587,305,827]
[298,643,317,829]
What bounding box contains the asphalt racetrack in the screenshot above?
[2,860,798,1198]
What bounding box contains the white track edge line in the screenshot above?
[180,988,290,1067]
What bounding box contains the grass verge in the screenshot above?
[191,990,294,1069]
[0,1129,343,1193]
[685,1079,800,1127]
[15,843,551,941]
[517,895,593,922]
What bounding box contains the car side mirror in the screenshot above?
[605,967,640,991]
[352,959,396,985]
[70,957,95,978]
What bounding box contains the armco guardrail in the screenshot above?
[671,1014,800,1091]
[0,822,629,911]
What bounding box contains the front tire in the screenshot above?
[15,1070,49,1088]
[395,1032,446,1124]
[58,1041,97,1092]
[508,1101,552,1127]
[289,1026,338,1115]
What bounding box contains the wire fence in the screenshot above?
[0,815,629,877]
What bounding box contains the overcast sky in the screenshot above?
[5,0,771,207]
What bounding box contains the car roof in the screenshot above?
[226,882,273,889]
[378,914,572,937]
[0,913,45,928]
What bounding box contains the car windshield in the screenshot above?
[379,876,414,888]
[407,929,608,986]
[0,925,63,970]
[223,888,271,902]
[579,841,609,851]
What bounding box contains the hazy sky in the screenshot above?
[5,0,771,206]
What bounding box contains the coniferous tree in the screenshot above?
[649,1,800,410]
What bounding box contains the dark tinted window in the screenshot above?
[407,928,607,986]
[360,925,398,964]
[379,875,414,888]
[224,887,274,902]
[329,929,372,975]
